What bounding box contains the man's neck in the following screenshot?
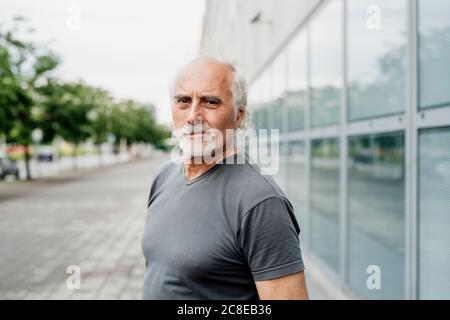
[183,147,238,181]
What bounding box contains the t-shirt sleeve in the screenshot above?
[238,196,305,281]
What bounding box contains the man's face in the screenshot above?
[171,59,243,160]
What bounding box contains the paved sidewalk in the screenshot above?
[0,155,168,300]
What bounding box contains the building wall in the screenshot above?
[200,0,323,81]
[201,0,450,300]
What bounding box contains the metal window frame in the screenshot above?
[305,22,312,254]
[340,0,349,287]
[405,0,418,300]
[416,106,450,129]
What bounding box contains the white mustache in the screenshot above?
[177,123,211,136]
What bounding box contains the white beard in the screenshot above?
[174,122,221,160]
[178,133,217,159]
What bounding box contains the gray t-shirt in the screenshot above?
[141,152,305,300]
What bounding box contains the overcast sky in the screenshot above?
[0,0,206,125]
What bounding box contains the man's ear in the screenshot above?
[235,105,246,128]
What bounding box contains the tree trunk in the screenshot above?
[97,144,103,166]
[24,144,32,180]
[72,144,78,171]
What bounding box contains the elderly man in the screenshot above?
[141,57,308,300]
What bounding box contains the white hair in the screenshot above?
[169,56,251,130]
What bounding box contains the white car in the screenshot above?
[36,146,59,162]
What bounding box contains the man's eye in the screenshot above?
[205,100,220,106]
[176,98,190,104]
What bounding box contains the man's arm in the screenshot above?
[255,271,309,300]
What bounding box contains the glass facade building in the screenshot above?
[246,0,450,299]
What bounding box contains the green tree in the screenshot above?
[0,23,59,179]
[88,88,113,165]
[37,80,97,169]
[110,100,169,151]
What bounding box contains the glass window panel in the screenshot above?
[286,141,307,243]
[249,72,261,101]
[268,56,286,132]
[272,97,284,132]
[348,132,405,299]
[261,69,272,130]
[260,68,272,105]
[286,30,307,131]
[419,127,450,299]
[347,0,407,120]
[418,0,450,109]
[249,78,260,130]
[311,138,340,270]
[310,0,342,127]
[274,141,287,192]
[272,54,286,101]
[256,108,268,131]
[252,109,260,129]
[286,92,306,132]
[251,70,271,132]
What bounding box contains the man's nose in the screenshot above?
[186,98,203,124]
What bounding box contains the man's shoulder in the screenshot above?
[151,158,181,185]
[147,158,180,209]
[220,153,288,208]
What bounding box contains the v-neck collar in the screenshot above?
[181,152,241,186]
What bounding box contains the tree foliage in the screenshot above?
[1,22,170,179]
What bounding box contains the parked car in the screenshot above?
[0,155,20,180]
[36,146,59,162]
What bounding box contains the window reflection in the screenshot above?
[286,30,307,131]
[419,127,450,299]
[347,0,407,120]
[310,0,342,127]
[269,56,285,132]
[419,0,450,109]
[348,132,405,299]
[252,70,271,131]
[286,141,307,242]
[274,142,287,192]
[311,138,340,270]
